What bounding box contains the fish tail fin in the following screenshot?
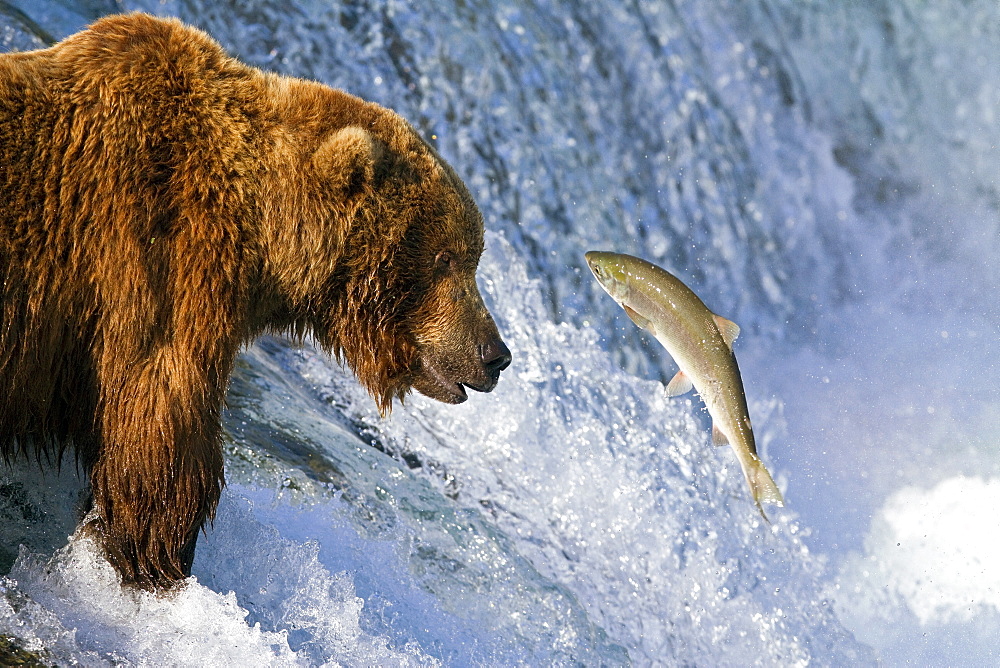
[744,459,784,522]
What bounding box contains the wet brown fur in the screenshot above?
[0,14,505,588]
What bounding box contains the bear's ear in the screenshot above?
[312,126,376,200]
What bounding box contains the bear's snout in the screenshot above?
[410,330,511,403]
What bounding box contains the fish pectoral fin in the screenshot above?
[622,304,653,333]
[665,370,694,397]
[712,314,741,350]
[711,422,729,446]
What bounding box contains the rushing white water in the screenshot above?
[2,0,999,665]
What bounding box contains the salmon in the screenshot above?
[586,251,784,519]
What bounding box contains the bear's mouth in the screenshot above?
[413,348,507,405]
[417,358,469,404]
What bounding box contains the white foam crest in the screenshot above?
[1,484,453,667]
[832,476,1000,664]
[196,489,444,667]
[836,475,1000,624]
[7,531,299,666]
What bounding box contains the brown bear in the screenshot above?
[0,13,511,588]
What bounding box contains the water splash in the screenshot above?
[3,0,1000,664]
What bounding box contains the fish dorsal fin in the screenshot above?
[665,370,693,397]
[712,314,740,350]
[712,422,729,446]
[623,304,653,333]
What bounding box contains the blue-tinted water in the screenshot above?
[2,0,999,664]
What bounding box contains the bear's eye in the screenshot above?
[435,251,453,270]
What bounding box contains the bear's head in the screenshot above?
[267,117,511,414]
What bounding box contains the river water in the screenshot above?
[2,0,998,665]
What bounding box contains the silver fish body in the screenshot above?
[586,251,784,518]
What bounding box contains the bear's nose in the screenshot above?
[481,339,512,380]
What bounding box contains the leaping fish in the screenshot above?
[585,251,784,519]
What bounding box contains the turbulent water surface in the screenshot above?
[2,0,999,665]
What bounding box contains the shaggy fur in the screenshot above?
[0,13,510,588]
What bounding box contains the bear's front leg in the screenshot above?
[90,351,228,588]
